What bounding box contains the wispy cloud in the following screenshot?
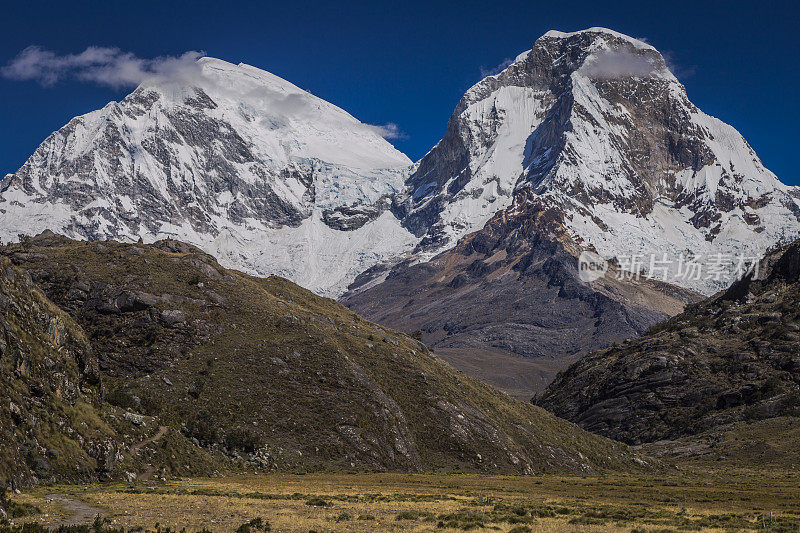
[480,58,513,78]
[252,92,407,140]
[581,49,658,79]
[661,50,696,80]
[3,45,408,141]
[365,122,407,140]
[1,46,204,88]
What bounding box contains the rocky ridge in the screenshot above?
[537,239,800,447]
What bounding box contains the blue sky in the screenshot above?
[1,0,797,183]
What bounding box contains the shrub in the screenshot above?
[304,497,332,507]
[396,510,435,521]
[235,517,270,532]
[183,410,219,446]
[105,389,138,410]
[224,427,262,453]
[0,486,39,520]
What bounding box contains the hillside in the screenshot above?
[345,202,699,398]
[1,232,646,477]
[537,240,800,462]
[0,248,229,490]
[0,254,115,487]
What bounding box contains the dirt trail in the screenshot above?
[133,425,168,481]
[131,425,168,455]
[46,493,106,526]
[40,427,171,525]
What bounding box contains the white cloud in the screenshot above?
[3,45,408,142]
[662,50,696,80]
[364,122,406,140]
[582,49,657,79]
[480,58,513,78]
[1,46,204,88]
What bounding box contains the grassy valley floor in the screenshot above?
[6,471,800,532]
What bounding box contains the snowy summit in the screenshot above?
[0,57,417,296]
[398,28,800,294]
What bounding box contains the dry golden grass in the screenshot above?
[9,471,800,532]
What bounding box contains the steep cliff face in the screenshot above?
[0,254,113,487]
[398,28,800,296]
[0,58,416,297]
[538,240,800,447]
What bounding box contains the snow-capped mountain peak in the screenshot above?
[543,27,656,49]
[398,28,800,294]
[0,56,416,296]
